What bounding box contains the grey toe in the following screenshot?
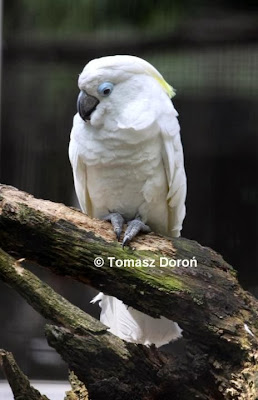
[122,218,151,248]
[103,212,125,241]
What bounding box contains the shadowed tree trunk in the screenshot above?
[0,185,257,400]
[0,350,50,400]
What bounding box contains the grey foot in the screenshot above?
[103,212,125,240]
[122,217,151,248]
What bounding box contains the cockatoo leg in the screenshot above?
[122,216,151,248]
[103,212,125,240]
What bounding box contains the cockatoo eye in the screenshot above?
[97,82,114,97]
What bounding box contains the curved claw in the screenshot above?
[115,229,122,241]
[103,212,125,241]
[122,219,151,248]
[122,235,130,249]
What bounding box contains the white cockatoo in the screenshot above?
[69,55,187,347]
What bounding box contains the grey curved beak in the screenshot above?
[77,91,99,121]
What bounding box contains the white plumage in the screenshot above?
[69,55,186,347]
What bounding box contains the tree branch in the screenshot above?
[64,371,89,400]
[0,246,193,399]
[0,184,257,399]
[0,349,50,400]
[0,248,106,336]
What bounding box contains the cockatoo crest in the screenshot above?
[79,55,175,98]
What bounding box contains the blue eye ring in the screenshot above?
[97,82,114,97]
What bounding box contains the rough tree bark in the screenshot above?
[0,350,50,400]
[0,184,257,400]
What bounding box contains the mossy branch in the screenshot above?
[0,247,193,400]
[0,349,50,400]
[0,184,258,399]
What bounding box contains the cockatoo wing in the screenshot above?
[160,105,187,237]
[68,115,92,216]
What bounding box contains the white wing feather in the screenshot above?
[160,103,187,237]
[69,117,92,216]
[91,292,182,347]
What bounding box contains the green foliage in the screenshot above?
[4,0,257,39]
[4,0,185,38]
[5,0,97,36]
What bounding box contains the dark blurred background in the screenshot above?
[0,0,257,381]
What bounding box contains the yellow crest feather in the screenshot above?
[153,75,176,98]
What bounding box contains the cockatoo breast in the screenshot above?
[73,112,169,229]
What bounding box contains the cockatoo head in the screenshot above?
[77,55,176,130]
